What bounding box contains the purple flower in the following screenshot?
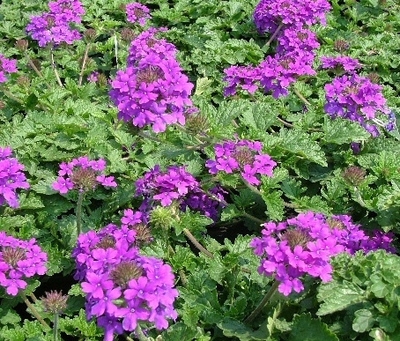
[324,74,391,136]
[125,2,151,26]
[72,224,179,338]
[0,147,30,208]
[251,212,395,296]
[0,55,18,83]
[0,232,47,296]
[320,56,362,73]
[52,156,117,194]
[253,0,331,34]
[206,140,276,185]
[110,28,196,133]
[26,0,85,47]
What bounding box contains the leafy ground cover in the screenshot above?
[0,0,400,340]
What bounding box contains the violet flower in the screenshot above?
[73,224,179,338]
[52,156,117,194]
[125,2,151,26]
[0,147,30,208]
[251,212,396,296]
[206,140,277,186]
[0,232,47,296]
[26,0,85,47]
[324,74,392,136]
[0,55,18,83]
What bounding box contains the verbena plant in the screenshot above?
[0,0,399,340]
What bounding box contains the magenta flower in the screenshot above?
[26,0,85,47]
[0,232,47,296]
[0,147,30,208]
[125,2,151,26]
[253,0,331,34]
[320,55,361,73]
[52,156,117,194]
[110,28,196,133]
[324,74,392,136]
[206,140,276,185]
[251,212,396,296]
[0,55,18,83]
[73,224,179,338]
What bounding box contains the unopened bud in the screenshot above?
[334,39,349,53]
[15,39,28,52]
[41,291,68,314]
[84,29,97,42]
[342,166,366,186]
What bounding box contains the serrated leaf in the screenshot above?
[317,280,366,316]
[352,309,375,333]
[262,190,285,221]
[218,318,270,341]
[323,118,370,144]
[288,314,339,341]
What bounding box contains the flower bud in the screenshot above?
[41,291,68,314]
[15,39,28,52]
[334,39,349,52]
[120,28,136,42]
[342,166,366,186]
[110,261,143,288]
[84,29,97,42]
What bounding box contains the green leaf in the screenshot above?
[288,314,339,341]
[262,190,285,221]
[317,280,366,316]
[352,309,375,333]
[218,317,270,341]
[323,118,370,144]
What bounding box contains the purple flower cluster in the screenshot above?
[52,156,117,194]
[0,232,47,296]
[251,212,396,296]
[324,74,393,136]
[320,56,361,73]
[109,28,195,133]
[0,147,30,208]
[125,2,151,26]
[205,140,277,186]
[72,224,178,340]
[224,0,325,98]
[253,0,331,34]
[0,54,18,83]
[26,0,85,47]
[135,165,226,221]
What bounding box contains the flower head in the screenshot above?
[206,140,276,185]
[0,147,30,208]
[0,55,18,83]
[125,2,151,26]
[52,156,117,194]
[0,232,47,296]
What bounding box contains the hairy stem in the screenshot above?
[50,48,63,87]
[76,191,84,236]
[244,280,280,324]
[183,228,213,258]
[78,43,91,86]
[293,87,311,106]
[53,313,59,341]
[21,293,50,329]
[135,324,149,341]
[265,23,284,48]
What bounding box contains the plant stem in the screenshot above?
[1,89,23,104]
[20,293,50,329]
[293,87,311,106]
[29,292,39,303]
[50,48,63,87]
[78,43,91,86]
[241,211,264,225]
[53,313,59,341]
[265,23,283,48]
[76,191,84,236]
[135,324,149,341]
[183,228,213,258]
[244,280,280,324]
[114,33,119,69]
